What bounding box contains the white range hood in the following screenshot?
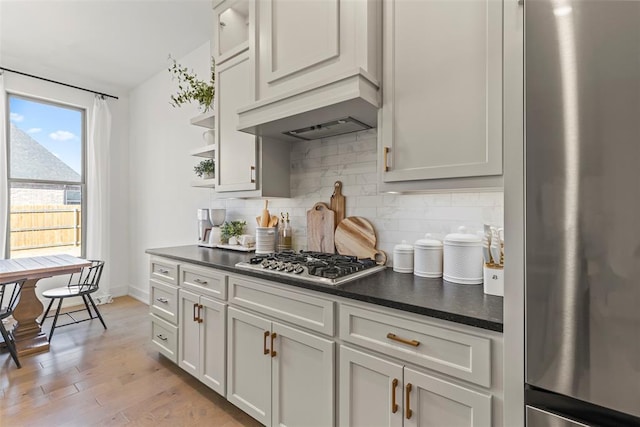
[236,70,380,143]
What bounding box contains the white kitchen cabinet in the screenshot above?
[379,0,504,192]
[236,0,381,141]
[149,257,180,363]
[178,288,226,396]
[340,345,492,427]
[212,0,251,65]
[214,51,290,198]
[340,345,404,427]
[227,306,335,427]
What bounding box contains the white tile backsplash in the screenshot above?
[211,129,503,265]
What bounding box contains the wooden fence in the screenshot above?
[10,205,82,251]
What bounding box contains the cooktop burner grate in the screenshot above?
[236,250,385,285]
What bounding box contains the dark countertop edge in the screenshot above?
[145,248,503,333]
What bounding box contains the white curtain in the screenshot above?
[0,73,7,260]
[86,95,112,297]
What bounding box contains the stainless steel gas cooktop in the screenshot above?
[235,251,385,286]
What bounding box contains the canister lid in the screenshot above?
[444,226,481,245]
[393,240,414,253]
[414,233,443,248]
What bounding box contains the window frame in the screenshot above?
[5,93,87,258]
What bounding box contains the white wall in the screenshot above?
[128,42,212,302]
[2,73,130,300]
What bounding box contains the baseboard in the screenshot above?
[128,286,149,305]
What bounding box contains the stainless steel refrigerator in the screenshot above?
[525,0,640,425]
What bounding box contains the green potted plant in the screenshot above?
[168,55,215,112]
[194,159,215,179]
[220,220,247,244]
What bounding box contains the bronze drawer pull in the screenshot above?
[158,268,170,274]
[270,332,277,357]
[156,297,168,304]
[387,333,420,347]
[193,303,198,321]
[406,383,413,419]
[263,331,270,355]
[251,166,256,183]
[193,278,208,285]
[156,334,168,341]
[391,378,399,413]
[197,304,203,323]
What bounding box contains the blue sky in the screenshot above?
[9,96,83,174]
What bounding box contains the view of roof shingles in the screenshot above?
[9,123,81,182]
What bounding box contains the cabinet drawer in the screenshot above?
[180,264,227,300]
[228,275,335,336]
[339,304,491,387]
[149,279,178,324]
[150,313,178,363]
[150,257,178,285]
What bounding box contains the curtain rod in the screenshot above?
[0,67,119,100]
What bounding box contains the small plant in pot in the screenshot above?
[168,55,215,112]
[194,159,215,179]
[221,220,246,245]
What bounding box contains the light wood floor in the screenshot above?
[0,296,262,427]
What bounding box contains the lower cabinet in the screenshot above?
[340,345,492,427]
[227,306,335,427]
[178,288,226,396]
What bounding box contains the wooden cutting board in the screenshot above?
[306,202,336,253]
[330,181,345,229]
[334,217,387,265]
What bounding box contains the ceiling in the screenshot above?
[0,0,213,94]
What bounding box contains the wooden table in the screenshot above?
[0,255,92,356]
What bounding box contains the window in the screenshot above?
[6,95,85,258]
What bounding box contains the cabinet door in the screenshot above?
[271,322,335,427]
[200,296,226,396]
[213,0,251,65]
[381,0,503,183]
[404,368,492,427]
[339,346,404,427]
[178,289,200,377]
[215,52,258,192]
[226,307,271,425]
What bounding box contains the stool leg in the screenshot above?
[86,295,107,330]
[81,295,94,319]
[0,323,20,368]
[49,298,64,341]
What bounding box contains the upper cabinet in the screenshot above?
[379,0,505,192]
[212,0,251,65]
[236,0,382,142]
[214,49,290,198]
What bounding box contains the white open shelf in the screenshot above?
[190,144,216,158]
[190,110,215,128]
[191,177,216,188]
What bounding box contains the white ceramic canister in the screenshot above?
[255,227,276,254]
[393,240,414,273]
[443,227,483,284]
[414,234,443,278]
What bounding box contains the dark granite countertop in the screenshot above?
[145,245,503,332]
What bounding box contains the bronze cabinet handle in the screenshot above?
[250,166,256,183]
[158,268,170,274]
[193,278,208,285]
[391,378,399,413]
[406,383,413,419]
[383,147,390,172]
[263,331,270,355]
[197,304,203,323]
[156,334,167,341]
[156,297,168,304]
[193,303,198,321]
[270,332,277,357]
[387,333,420,347]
